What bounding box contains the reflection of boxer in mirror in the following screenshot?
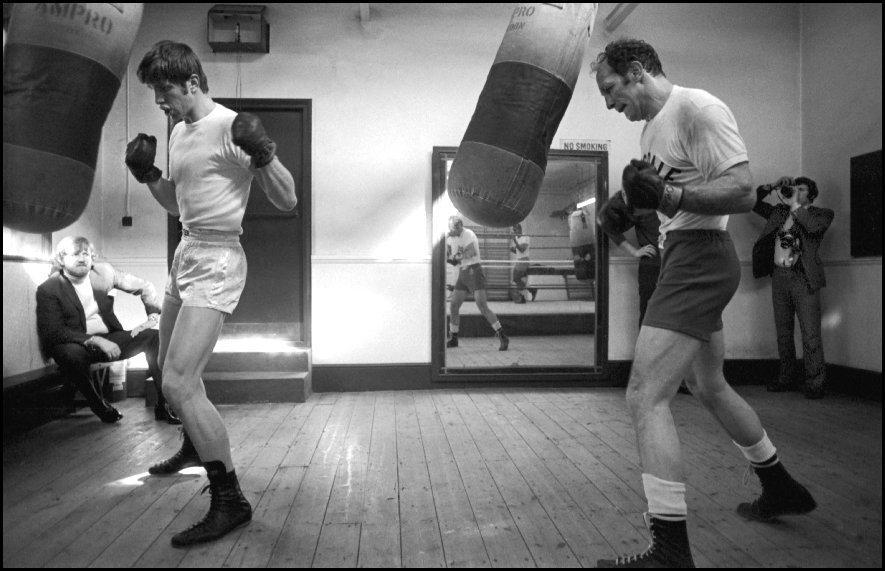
[446,216,509,351]
[509,223,537,304]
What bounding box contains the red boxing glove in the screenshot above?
[125,134,161,183]
[232,112,277,168]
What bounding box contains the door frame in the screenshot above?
[166,98,312,345]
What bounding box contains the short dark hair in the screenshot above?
[794,176,819,202]
[137,41,209,93]
[595,38,665,77]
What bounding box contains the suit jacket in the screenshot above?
[36,261,162,351]
[751,188,834,292]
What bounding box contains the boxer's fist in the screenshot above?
[232,112,277,168]
[125,134,161,183]
[622,159,682,217]
[597,193,631,236]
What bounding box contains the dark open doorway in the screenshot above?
[166,98,311,346]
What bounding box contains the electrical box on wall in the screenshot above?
[208,4,269,53]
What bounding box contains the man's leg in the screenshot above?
[474,289,508,351]
[112,328,180,423]
[149,298,199,472]
[795,288,826,398]
[447,289,467,348]
[161,305,231,470]
[160,304,251,547]
[771,270,799,390]
[628,326,699,481]
[599,326,698,568]
[50,343,120,422]
[688,330,816,523]
[687,330,763,445]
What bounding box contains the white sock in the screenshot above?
[734,430,778,466]
[642,473,687,519]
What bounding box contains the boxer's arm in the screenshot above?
[146,177,179,216]
[252,159,297,212]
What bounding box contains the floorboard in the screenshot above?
[3,387,881,568]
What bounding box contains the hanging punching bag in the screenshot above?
[3,3,144,233]
[448,3,597,228]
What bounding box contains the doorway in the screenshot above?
[166,98,311,345]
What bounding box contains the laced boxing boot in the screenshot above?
[154,401,182,425]
[597,514,695,568]
[737,461,817,522]
[149,430,202,475]
[446,334,459,348]
[171,460,252,547]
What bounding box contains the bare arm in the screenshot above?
[680,161,755,215]
[146,177,179,216]
[252,158,297,212]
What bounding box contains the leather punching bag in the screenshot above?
[3,3,143,233]
[448,3,597,228]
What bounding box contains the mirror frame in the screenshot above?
[431,146,609,382]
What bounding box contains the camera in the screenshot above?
[777,229,800,251]
[778,185,795,198]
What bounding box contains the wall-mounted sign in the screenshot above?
[559,139,610,152]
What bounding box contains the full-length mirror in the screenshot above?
[432,147,608,381]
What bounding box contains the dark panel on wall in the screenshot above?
[850,149,882,257]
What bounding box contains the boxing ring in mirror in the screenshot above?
[431,147,609,382]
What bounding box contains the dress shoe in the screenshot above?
[766,380,793,392]
[155,402,182,425]
[97,406,123,423]
[804,381,825,400]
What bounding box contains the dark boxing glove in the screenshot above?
[596,192,632,237]
[125,134,161,184]
[622,159,683,218]
[232,112,277,168]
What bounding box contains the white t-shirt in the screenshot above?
[169,103,254,233]
[511,235,530,261]
[448,228,482,267]
[72,277,109,335]
[640,85,749,240]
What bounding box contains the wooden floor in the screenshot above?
[3,387,881,568]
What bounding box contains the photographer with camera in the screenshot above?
[752,176,834,398]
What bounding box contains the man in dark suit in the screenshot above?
[752,176,834,398]
[36,236,180,423]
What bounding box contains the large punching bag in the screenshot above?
[448,3,597,228]
[3,3,143,233]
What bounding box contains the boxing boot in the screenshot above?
[737,461,817,522]
[446,334,459,348]
[149,430,202,475]
[497,330,509,351]
[597,514,695,568]
[171,460,252,547]
[154,401,182,425]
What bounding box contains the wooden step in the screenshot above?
[146,370,311,405]
[204,350,310,373]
